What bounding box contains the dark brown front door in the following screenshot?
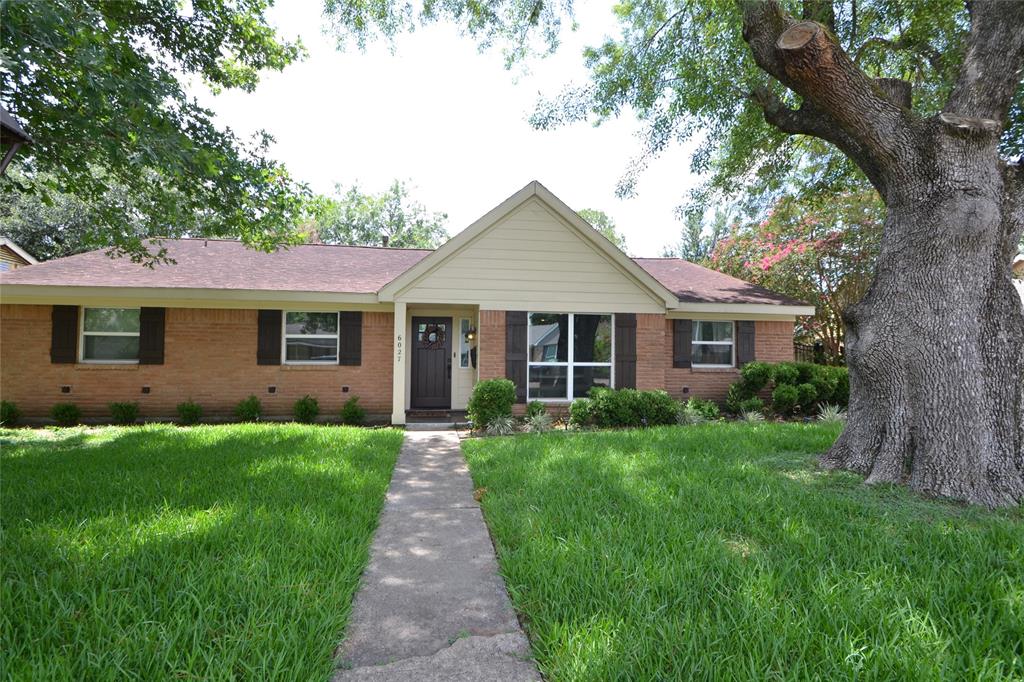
[411,316,452,409]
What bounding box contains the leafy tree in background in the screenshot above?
[323,0,1024,507]
[711,189,883,361]
[662,209,729,262]
[309,181,449,249]
[578,208,629,252]
[0,0,308,263]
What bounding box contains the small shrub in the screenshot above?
[234,395,262,422]
[569,398,595,428]
[685,397,720,421]
[50,403,81,427]
[341,396,366,426]
[739,361,773,393]
[772,362,800,386]
[829,366,850,406]
[771,384,800,416]
[796,383,818,412]
[741,409,765,423]
[724,383,747,414]
[817,403,848,424]
[293,395,319,423]
[109,401,139,425]
[468,379,516,429]
[526,412,554,433]
[588,389,678,428]
[0,401,20,427]
[176,400,203,425]
[485,415,517,436]
[636,390,679,426]
[737,396,765,414]
[678,404,706,425]
[526,400,546,418]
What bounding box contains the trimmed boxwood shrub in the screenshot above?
[234,395,262,422]
[467,379,516,429]
[738,361,773,393]
[796,383,818,412]
[772,362,800,386]
[526,400,546,418]
[771,384,800,415]
[341,396,366,425]
[51,403,81,427]
[589,388,678,428]
[737,396,765,414]
[1,401,21,427]
[109,401,139,425]
[176,400,203,425]
[293,395,319,423]
[569,398,595,428]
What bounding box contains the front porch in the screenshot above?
[391,303,481,425]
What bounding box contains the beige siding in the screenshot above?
[0,246,31,271]
[395,198,664,313]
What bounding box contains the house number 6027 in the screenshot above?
[396,334,403,362]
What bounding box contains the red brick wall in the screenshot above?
[0,305,394,420]
[478,309,506,381]
[663,318,796,403]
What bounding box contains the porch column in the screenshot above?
[391,301,407,425]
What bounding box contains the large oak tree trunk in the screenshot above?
[820,141,1024,507]
[741,1,1024,507]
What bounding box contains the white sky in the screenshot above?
[192,0,702,257]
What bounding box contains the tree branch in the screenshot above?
[945,0,1024,124]
[740,1,914,191]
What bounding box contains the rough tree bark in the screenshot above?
[741,0,1024,507]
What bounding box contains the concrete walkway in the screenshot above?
[333,431,540,681]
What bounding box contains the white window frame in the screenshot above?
[79,307,141,364]
[527,312,614,402]
[282,311,340,365]
[691,320,735,368]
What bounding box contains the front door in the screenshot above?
[411,316,452,409]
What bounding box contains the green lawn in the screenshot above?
[1,423,404,681]
[463,423,1024,681]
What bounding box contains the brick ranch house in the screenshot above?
[0,181,813,424]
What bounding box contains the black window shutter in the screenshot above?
[736,320,756,366]
[138,307,166,365]
[505,311,527,403]
[614,313,637,389]
[672,319,692,368]
[338,311,362,366]
[257,310,282,365]
[50,305,78,364]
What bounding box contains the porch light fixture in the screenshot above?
[465,327,477,341]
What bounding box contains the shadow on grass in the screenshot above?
[1,424,403,681]
[465,424,1024,681]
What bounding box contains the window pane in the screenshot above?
[528,365,568,399]
[573,365,611,398]
[692,343,733,365]
[286,337,337,362]
[84,335,139,361]
[693,321,733,342]
[285,312,337,335]
[574,314,612,363]
[460,319,470,368]
[84,308,140,333]
[529,313,568,362]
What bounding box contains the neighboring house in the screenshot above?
[0,181,813,423]
[0,237,38,271]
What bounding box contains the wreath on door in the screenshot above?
[420,323,446,350]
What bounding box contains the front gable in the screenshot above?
[379,182,677,313]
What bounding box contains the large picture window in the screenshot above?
[81,307,140,362]
[284,312,339,363]
[528,313,612,400]
[692,320,734,367]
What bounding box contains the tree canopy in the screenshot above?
[0,0,309,263]
[577,208,629,252]
[308,181,449,249]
